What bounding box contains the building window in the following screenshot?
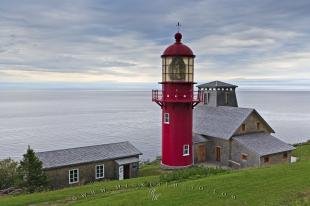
[132,162,138,169]
[264,156,270,163]
[225,92,229,104]
[241,153,248,161]
[96,164,104,179]
[241,124,246,132]
[164,113,170,124]
[183,144,190,156]
[69,169,79,184]
[283,152,288,159]
[256,122,260,130]
[204,93,210,104]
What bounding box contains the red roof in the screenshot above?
[162,32,195,57]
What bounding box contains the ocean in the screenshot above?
[0,90,309,161]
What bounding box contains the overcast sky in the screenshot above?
[1,0,310,90]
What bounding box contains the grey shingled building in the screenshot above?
[36,141,142,188]
[193,81,295,168]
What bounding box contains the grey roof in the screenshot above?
[233,133,295,156]
[36,141,142,169]
[115,157,139,165]
[197,81,237,89]
[194,105,274,140]
[193,133,208,143]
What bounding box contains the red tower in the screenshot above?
[152,32,202,168]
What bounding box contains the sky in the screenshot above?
[1,0,310,90]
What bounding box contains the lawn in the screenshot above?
[1,144,309,206]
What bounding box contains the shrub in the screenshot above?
[0,158,20,190]
[159,166,228,182]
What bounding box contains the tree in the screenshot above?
[0,158,20,190]
[18,146,48,193]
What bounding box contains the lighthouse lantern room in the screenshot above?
[152,32,202,168]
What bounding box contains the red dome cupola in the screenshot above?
[162,32,195,57]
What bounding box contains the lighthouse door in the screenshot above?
[118,165,124,180]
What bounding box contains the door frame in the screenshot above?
[215,146,221,162]
[123,164,130,179]
[118,165,124,180]
[197,144,206,162]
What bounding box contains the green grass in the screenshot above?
[138,160,166,177]
[159,166,228,182]
[293,142,310,161]
[1,144,309,206]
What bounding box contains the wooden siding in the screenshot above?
[234,112,271,135]
[193,143,207,163]
[260,152,292,167]
[230,139,260,168]
[44,156,139,189]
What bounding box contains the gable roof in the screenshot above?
[193,105,274,140]
[233,133,295,156]
[36,141,142,169]
[193,133,208,143]
[197,81,237,89]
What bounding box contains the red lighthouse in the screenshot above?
[152,32,201,168]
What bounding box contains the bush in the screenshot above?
[159,166,228,182]
[0,158,20,190]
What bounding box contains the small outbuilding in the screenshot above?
[36,141,142,189]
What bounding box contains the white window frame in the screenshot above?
[164,113,170,124]
[95,164,105,179]
[69,169,79,184]
[183,144,190,156]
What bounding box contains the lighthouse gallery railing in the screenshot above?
[152,89,203,107]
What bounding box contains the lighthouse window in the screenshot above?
[164,113,170,124]
[162,56,194,82]
[183,144,190,156]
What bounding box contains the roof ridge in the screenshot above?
[197,80,237,88]
[36,141,130,154]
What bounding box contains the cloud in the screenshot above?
[0,0,310,89]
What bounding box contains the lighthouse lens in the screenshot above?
[162,56,194,82]
[169,56,186,81]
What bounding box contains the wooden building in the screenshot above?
[193,81,295,168]
[36,141,142,189]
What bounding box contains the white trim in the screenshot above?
[95,164,105,179]
[228,160,241,166]
[118,165,124,180]
[164,113,170,124]
[68,168,79,184]
[183,144,190,156]
[161,162,193,169]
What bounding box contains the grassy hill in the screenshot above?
[0,144,309,206]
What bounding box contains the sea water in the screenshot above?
[0,90,309,161]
